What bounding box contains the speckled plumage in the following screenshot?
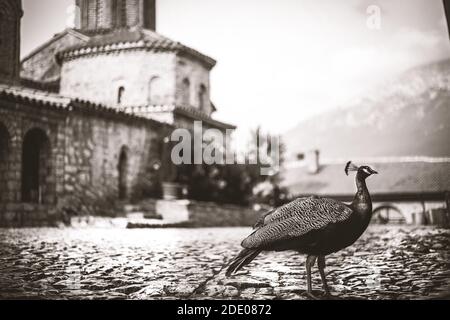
[226,163,379,297]
[242,196,353,250]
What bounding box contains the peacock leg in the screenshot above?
[305,255,317,299]
[318,256,331,297]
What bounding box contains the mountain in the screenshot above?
[283,59,450,160]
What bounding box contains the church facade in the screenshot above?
[0,0,235,227]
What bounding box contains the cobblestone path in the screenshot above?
[0,225,448,300]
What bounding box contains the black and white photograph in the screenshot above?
[0,0,449,305]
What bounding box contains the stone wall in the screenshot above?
[60,50,213,114]
[187,201,261,227]
[60,111,163,214]
[0,100,66,227]
[60,51,177,107]
[0,97,165,227]
[175,56,212,114]
[182,200,447,228]
[153,199,261,227]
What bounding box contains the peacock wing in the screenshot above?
[251,197,313,229]
[242,197,354,249]
[252,207,276,229]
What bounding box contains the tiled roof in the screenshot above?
[282,158,450,198]
[174,105,236,130]
[0,84,231,130]
[20,29,90,84]
[0,84,70,108]
[0,84,165,128]
[58,28,217,69]
[21,29,90,64]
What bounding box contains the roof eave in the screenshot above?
[57,42,216,69]
[0,86,170,128]
[173,107,236,130]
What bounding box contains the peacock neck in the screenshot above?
[351,173,373,219]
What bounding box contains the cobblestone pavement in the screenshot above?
[0,225,449,300]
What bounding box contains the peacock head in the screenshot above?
[345,161,378,179]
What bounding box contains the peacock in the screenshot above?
[226,161,378,299]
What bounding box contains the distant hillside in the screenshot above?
[283,59,450,159]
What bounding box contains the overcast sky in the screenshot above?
[22,0,450,142]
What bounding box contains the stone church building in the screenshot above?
[0,0,235,227]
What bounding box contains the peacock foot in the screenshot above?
[321,292,335,300]
[303,290,322,300]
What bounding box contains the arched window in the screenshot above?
[0,122,11,202]
[21,128,52,204]
[181,78,190,107]
[117,86,125,105]
[198,84,207,112]
[372,205,405,224]
[118,146,129,200]
[148,76,164,105]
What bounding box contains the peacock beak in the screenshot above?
[371,170,378,175]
